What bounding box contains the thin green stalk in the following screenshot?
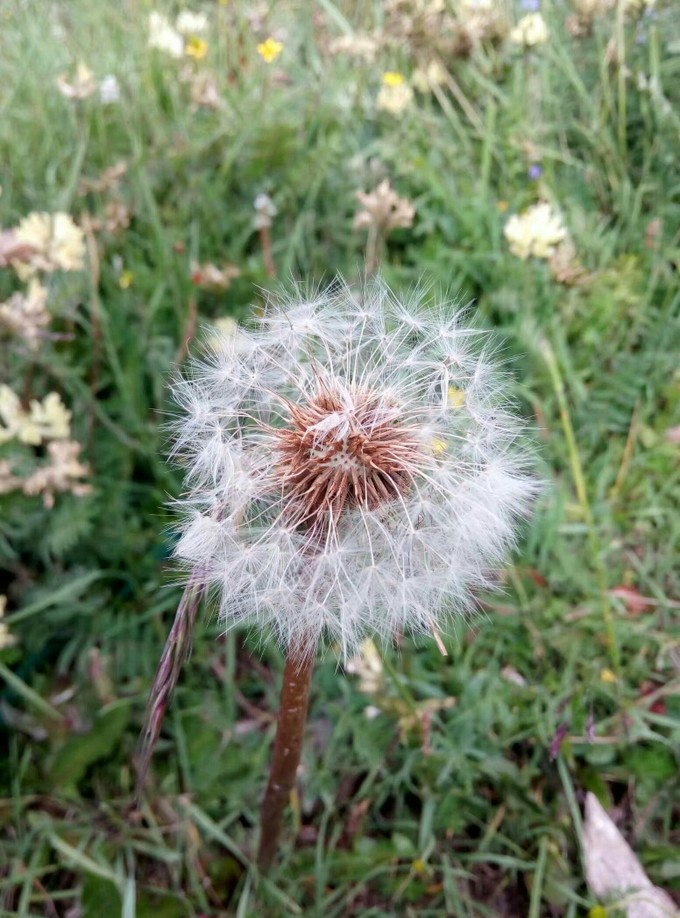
[616,0,628,166]
[542,340,620,672]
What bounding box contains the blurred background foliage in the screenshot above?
[0,0,679,914]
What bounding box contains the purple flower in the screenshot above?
[528,164,542,181]
[520,0,540,10]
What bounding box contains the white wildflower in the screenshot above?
[504,202,568,259]
[176,10,209,35]
[625,0,655,11]
[171,280,538,657]
[346,639,385,694]
[328,32,380,61]
[0,386,71,445]
[0,279,50,348]
[253,193,278,230]
[148,12,184,58]
[191,260,240,291]
[13,212,86,276]
[376,73,414,117]
[353,180,415,232]
[22,440,91,509]
[99,74,121,105]
[56,62,97,100]
[510,13,550,46]
[412,60,448,93]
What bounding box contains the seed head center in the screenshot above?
[272,384,422,532]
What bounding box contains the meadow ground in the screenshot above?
[0,1,679,915]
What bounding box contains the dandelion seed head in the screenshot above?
[171,280,538,656]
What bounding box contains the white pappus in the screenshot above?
[170,279,539,658]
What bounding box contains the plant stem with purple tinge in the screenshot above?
[135,577,205,803]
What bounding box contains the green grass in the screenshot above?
[1,0,679,914]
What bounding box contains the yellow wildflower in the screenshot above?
[119,270,134,289]
[382,71,404,87]
[600,668,617,684]
[257,37,283,64]
[185,36,208,61]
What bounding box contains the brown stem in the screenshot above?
[365,225,379,276]
[257,646,315,871]
[259,225,276,278]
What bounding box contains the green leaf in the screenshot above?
[50,703,130,793]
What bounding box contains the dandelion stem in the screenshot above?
[259,225,276,278]
[257,646,315,871]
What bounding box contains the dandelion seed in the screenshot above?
[257,37,283,64]
[171,279,538,658]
